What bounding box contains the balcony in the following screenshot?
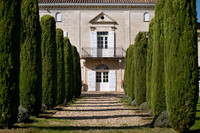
[81,47,126,59]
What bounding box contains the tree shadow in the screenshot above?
[39,114,150,120]
[72,104,123,107]
[28,124,152,131]
[74,102,120,104]
[61,108,137,112]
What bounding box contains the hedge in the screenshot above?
[134,32,147,106]
[64,37,74,101]
[40,15,57,109]
[146,18,154,110]
[150,0,166,116]
[56,28,65,104]
[72,46,82,98]
[20,0,42,116]
[0,0,21,128]
[164,0,199,132]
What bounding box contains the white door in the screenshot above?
[88,71,96,91]
[96,72,109,91]
[97,32,108,57]
[109,71,116,91]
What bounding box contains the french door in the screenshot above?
[96,71,109,91]
[97,32,108,57]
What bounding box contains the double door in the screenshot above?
[96,71,109,91]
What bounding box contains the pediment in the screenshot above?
[89,12,117,24]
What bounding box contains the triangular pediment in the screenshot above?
[89,12,117,24]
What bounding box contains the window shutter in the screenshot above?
[108,31,115,57]
[109,71,116,91]
[88,71,96,91]
[91,31,97,57]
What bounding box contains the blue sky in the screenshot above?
[197,0,200,22]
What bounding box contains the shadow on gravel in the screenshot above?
[61,108,137,112]
[28,124,152,131]
[39,114,150,120]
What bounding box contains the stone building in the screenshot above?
[38,0,155,92]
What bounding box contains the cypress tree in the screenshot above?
[64,37,74,101]
[134,32,147,106]
[41,15,57,109]
[146,18,154,110]
[124,45,135,100]
[72,46,81,98]
[124,47,130,96]
[20,0,42,116]
[151,0,166,116]
[0,0,20,128]
[77,53,82,97]
[164,0,199,132]
[129,45,135,100]
[56,28,65,104]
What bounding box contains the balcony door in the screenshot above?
[97,32,108,57]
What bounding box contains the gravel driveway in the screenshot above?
[52,92,153,127]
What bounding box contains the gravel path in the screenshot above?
[52,92,153,127]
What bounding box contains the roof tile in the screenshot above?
[38,0,157,4]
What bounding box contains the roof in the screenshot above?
[38,0,157,4]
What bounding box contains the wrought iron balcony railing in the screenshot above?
[81,47,126,58]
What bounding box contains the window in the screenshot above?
[96,72,102,82]
[97,32,108,49]
[96,72,109,83]
[103,72,109,82]
[55,12,61,22]
[144,12,150,22]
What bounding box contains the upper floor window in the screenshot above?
[144,12,150,22]
[55,12,61,22]
[97,32,108,49]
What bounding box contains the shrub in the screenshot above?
[20,0,42,116]
[134,32,148,106]
[152,111,170,128]
[40,15,57,109]
[56,28,65,104]
[0,0,21,128]
[164,0,199,132]
[139,102,148,111]
[64,37,74,101]
[150,0,166,116]
[17,106,30,123]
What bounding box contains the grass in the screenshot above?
[190,97,200,131]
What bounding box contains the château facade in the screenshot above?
[38,0,157,92]
[38,1,199,93]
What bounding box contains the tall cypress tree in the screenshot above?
[56,28,65,104]
[150,0,166,116]
[72,46,82,98]
[20,0,42,116]
[0,0,20,128]
[146,18,154,110]
[164,0,199,132]
[64,37,74,101]
[129,45,135,100]
[124,45,135,100]
[134,32,147,106]
[41,15,57,109]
